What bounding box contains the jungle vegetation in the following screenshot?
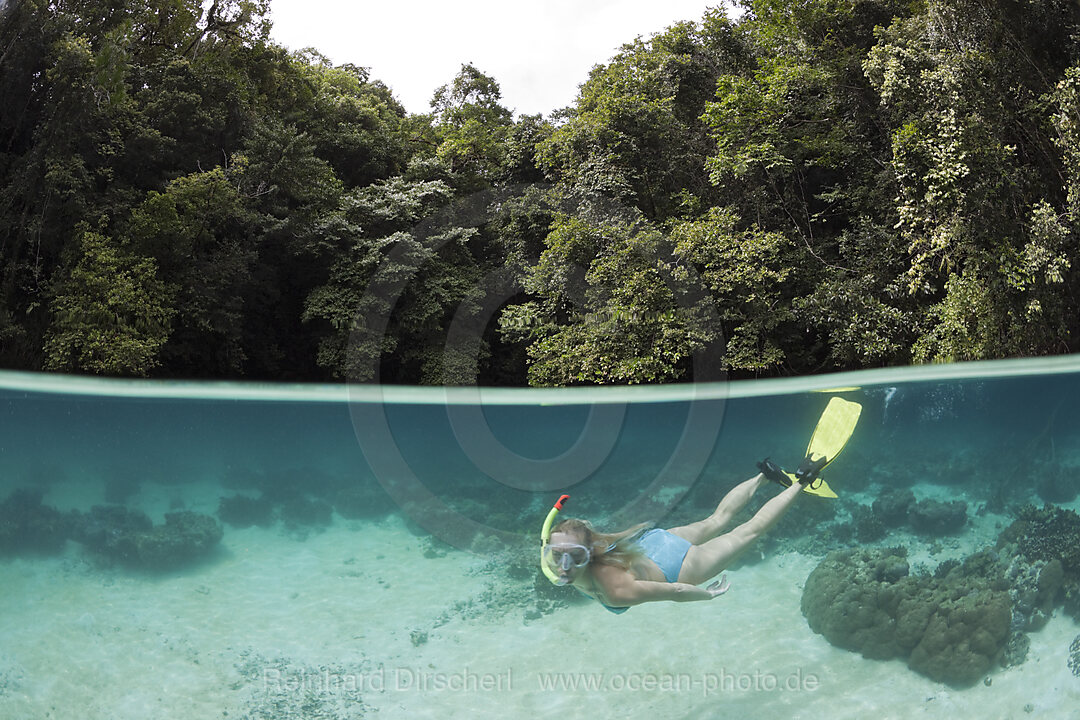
[2,0,1079,385]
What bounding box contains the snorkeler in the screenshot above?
[540,467,809,611]
[538,398,862,612]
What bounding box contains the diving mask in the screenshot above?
[541,542,591,584]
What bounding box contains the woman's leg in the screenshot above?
[667,473,769,545]
[675,480,803,585]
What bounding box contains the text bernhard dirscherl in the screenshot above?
[263,666,512,694]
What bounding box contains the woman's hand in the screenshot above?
[705,574,731,598]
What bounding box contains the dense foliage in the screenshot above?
[2,0,1079,384]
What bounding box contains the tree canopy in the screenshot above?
[2,0,1079,384]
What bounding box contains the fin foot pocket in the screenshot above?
[757,458,792,487]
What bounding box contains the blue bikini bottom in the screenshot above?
[637,528,692,583]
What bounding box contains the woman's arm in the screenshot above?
[591,564,730,607]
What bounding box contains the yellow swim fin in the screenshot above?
[778,470,836,498]
[807,397,862,467]
[798,397,861,498]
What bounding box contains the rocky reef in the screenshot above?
[867,488,967,537]
[871,488,915,528]
[1034,464,1080,505]
[70,505,223,569]
[332,485,396,521]
[803,502,1080,686]
[135,511,224,567]
[0,488,70,555]
[220,466,396,528]
[0,487,225,570]
[215,468,396,532]
[997,503,1080,621]
[908,498,968,537]
[850,504,885,543]
[801,547,1011,687]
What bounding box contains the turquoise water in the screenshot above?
[1,359,1080,718]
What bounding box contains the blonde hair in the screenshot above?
[551,517,652,571]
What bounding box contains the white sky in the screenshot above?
[268,0,723,116]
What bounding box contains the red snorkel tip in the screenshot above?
[554,494,570,510]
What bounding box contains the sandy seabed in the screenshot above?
[2,507,1080,720]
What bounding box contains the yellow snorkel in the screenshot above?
[540,494,570,585]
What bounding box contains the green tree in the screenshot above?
[302,177,486,383]
[430,63,515,188]
[123,166,261,375]
[864,0,1080,360]
[670,208,800,372]
[43,231,173,376]
[8,0,1080,383]
[0,0,276,372]
[702,0,914,367]
[502,214,718,385]
[538,11,744,221]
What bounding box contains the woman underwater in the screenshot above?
[539,459,826,612]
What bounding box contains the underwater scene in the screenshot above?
[2,359,1080,719]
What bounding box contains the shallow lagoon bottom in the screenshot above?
[1,480,1079,720]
